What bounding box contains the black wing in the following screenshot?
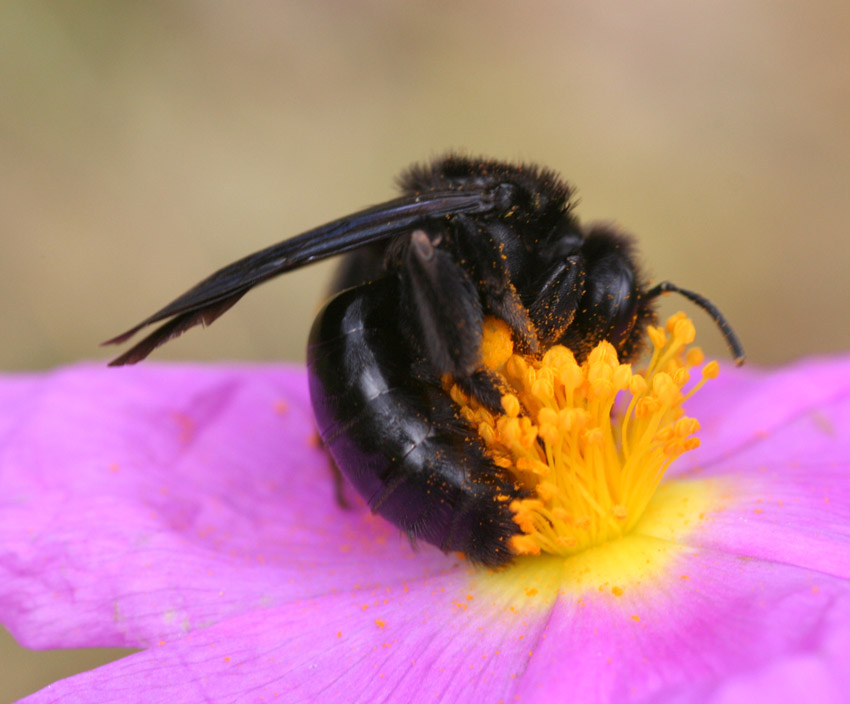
[104,189,497,365]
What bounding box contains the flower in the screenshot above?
[451,313,716,558]
[1,353,849,703]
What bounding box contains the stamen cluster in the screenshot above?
[451,313,718,557]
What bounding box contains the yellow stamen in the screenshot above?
[451,312,717,557]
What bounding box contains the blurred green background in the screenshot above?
[1,1,848,700]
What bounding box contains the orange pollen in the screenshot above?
[449,313,718,557]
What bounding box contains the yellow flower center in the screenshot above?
[450,313,719,558]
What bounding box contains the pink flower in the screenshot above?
[1,359,849,703]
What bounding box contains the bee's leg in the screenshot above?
[452,215,540,355]
[312,430,352,509]
[453,367,506,412]
[526,253,586,347]
[328,457,351,509]
[401,229,483,376]
[399,229,504,411]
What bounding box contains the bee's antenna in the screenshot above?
[646,282,746,366]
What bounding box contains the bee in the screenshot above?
[106,155,744,566]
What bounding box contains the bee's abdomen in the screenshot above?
[306,277,519,566]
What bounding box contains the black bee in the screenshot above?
[106,155,744,567]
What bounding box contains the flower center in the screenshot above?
[450,313,718,558]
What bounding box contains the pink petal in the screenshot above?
[678,356,850,470]
[664,357,850,578]
[512,550,850,703]
[4,358,850,702]
[0,364,453,650]
[18,566,544,703]
[18,543,850,703]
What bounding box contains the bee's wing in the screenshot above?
[104,189,495,365]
